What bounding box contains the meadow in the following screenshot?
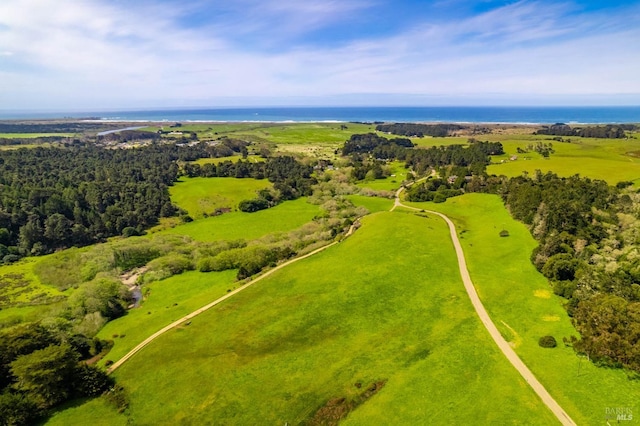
[486,135,640,184]
[407,193,640,424]
[47,212,557,425]
[169,176,272,218]
[159,197,322,242]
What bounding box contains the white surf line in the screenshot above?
[107,241,339,374]
[392,189,576,426]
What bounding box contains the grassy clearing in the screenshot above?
[408,193,640,425]
[42,397,129,426]
[97,269,237,366]
[0,257,65,307]
[53,212,557,424]
[230,123,374,145]
[169,177,272,218]
[160,197,322,242]
[357,161,409,192]
[488,136,640,184]
[0,304,48,328]
[346,195,394,213]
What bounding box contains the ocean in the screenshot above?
[1,106,640,124]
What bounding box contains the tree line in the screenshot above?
[500,171,640,372]
[375,123,466,137]
[535,123,634,138]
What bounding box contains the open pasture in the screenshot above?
[97,269,237,366]
[161,197,322,242]
[225,122,374,145]
[346,194,395,213]
[487,135,640,184]
[169,177,272,218]
[410,193,640,425]
[57,211,558,425]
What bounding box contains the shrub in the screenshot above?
[122,227,141,237]
[499,229,510,237]
[143,255,194,282]
[73,364,113,397]
[538,335,557,348]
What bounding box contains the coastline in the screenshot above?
[1,106,639,125]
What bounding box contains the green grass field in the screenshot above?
[48,212,557,425]
[346,195,395,213]
[223,123,375,145]
[169,177,272,218]
[97,269,237,366]
[160,197,322,242]
[357,161,409,192]
[487,136,640,184]
[407,193,640,425]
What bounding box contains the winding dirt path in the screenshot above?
[393,187,576,426]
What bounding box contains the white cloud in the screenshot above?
[0,0,638,109]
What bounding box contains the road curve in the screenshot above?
[107,241,339,374]
[393,188,576,426]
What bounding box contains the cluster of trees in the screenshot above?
[516,142,555,157]
[405,177,464,203]
[406,141,503,175]
[375,123,466,137]
[342,133,414,159]
[0,323,113,424]
[350,160,391,181]
[97,130,162,144]
[500,171,640,372]
[535,124,630,139]
[341,134,503,177]
[0,144,220,260]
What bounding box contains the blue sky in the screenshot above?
[0,0,639,110]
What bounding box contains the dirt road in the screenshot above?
[393,188,575,426]
[107,241,339,374]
